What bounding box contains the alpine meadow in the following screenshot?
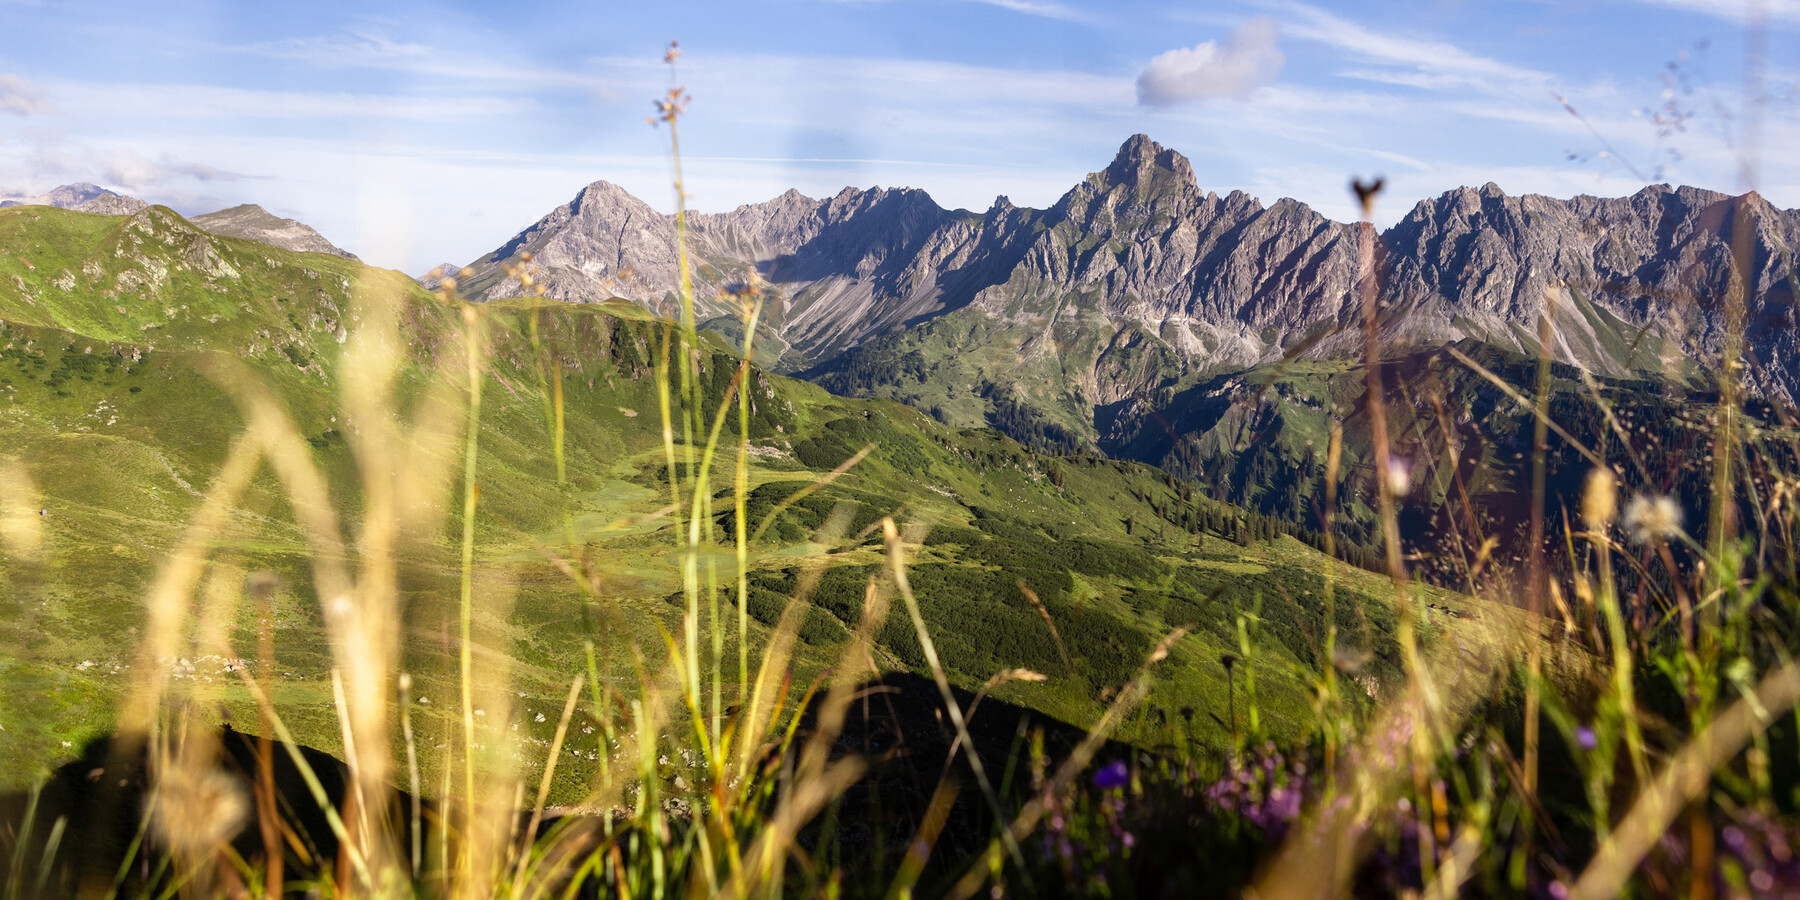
[1,4,1799,899]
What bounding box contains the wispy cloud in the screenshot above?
[234,29,607,88]
[50,81,529,122]
[0,129,254,195]
[1260,0,1550,94]
[101,151,254,191]
[962,0,1097,23]
[679,52,1135,142]
[246,30,433,69]
[815,0,1097,23]
[0,74,52,115]
[1136,18,1285,107]
[1627,0,1800,25]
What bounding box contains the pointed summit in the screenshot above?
[1103,134,1197,189]
[1114,133,1160,162]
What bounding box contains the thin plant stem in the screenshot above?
[457,302,486,868]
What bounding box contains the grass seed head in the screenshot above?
[155,757,250,858]
[1622,493,1683,545]
[1582,467,1619,528]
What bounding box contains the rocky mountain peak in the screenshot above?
[1100,134,1197,192]
[566,180,659,218]
[191,204,358,260]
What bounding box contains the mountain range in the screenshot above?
[454,135,1798,434]
[0,183,149,216]
[0,186,357,259]
[9,139,1792,557]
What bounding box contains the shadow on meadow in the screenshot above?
[0,672,1139,899]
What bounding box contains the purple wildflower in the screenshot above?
[1093,760,1129,791]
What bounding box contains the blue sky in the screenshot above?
[1,0,1796,274]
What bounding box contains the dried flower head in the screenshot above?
[1582,467,1618,528]
[155,757,250,858]
[1622,493,1682,545]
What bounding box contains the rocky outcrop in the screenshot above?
[74,194,150,215]
[1380,183,1800,396]
[190,204,358,260]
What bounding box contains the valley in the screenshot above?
[0,201,1468,801]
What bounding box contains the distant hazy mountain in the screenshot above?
[190,204,358,260]
[457,135,1800,444]
[418,263,465,290]
[0,183,148,215]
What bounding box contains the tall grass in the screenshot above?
[3,31,1799,900]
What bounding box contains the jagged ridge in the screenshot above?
[456,136,1800,428]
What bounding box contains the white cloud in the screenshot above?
[0,74,51,115]
[1136,18,1285,107]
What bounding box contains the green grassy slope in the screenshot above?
[0,205,1467,800]
[810,280,1789,580]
